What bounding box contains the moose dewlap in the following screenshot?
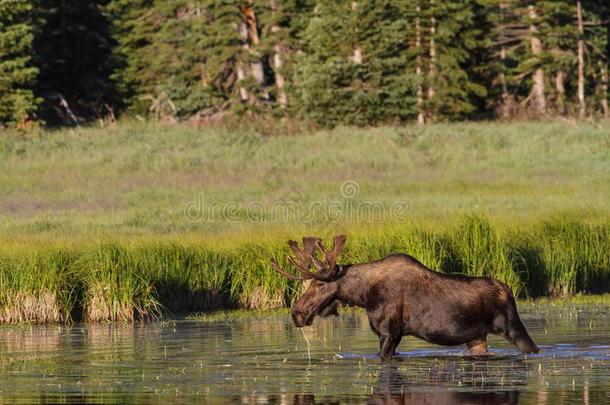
[271,235,539,359]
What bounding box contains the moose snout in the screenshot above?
[291,310,312,327]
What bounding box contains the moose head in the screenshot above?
[271,235,347,327]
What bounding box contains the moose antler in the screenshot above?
[271,235,347,281]
[310,235,347,281]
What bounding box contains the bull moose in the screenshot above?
[271,235,539,359]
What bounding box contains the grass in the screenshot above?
[1,121,609,322]
[1,121,610,238]
[0,216,608,323]
[0,247,75,323]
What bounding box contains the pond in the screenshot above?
[0,303,609,404]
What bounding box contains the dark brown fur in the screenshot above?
[291,253,539,359]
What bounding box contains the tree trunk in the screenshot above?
[601,63,609,119]
[498,2,512,119]
[576,0,586,118]
[606,17,610,119]
[427,0,437,121]
[555,70,566,115]
[237,21,250,102]
[528,5,547,116]
[270,0,287,107]
[499,45,512,119]
[416,2,425,125]
[240,1,268,102]
[351,2,363,64]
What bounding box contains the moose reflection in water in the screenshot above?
[271,235,539,359]
[283,366,520,405]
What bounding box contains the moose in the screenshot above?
[271,235,539,359]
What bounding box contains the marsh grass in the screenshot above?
[141,243,232,313]
[230,242,294,310]
[538,220,610,297]
[0,248,74,323]
[449,215,523,296]
[74,244,161,322]
[0,216,608,323]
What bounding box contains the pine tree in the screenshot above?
[295,0,418,126]
[34,0,116,124]
[260,0,316,111]
[104,0,154,114]
[0,0,39,126]
[421,0,487,121]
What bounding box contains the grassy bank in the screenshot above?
[1,215,609,323]
[1,122,609,322]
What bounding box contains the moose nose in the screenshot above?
[292,310,307,327]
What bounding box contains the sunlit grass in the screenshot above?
[0,247,75,323]
[1,122,609,322]
[1,121,610,239]
[0,216,608,323]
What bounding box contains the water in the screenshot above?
[0,303,609,404]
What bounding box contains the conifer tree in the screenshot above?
[420,0,487,121]
[104,0,154,114]
[261,0,316,111]
[34,0,116,124]
[0,0,39,126]
[295,0,418,126]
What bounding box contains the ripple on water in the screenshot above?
[0,304,609,403]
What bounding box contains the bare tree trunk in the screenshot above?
[499,45,512,119]
[427,0,437,121]
[498,2,512,119]
[497,1,514,119]
[606,18,610,119]
[576,0,586,118]
[601,63,609,119]
[351,2,363,64]
[555,69,566,115]
[239,1,268,102]
[237,21,250,103]
[528,5,547,116]
[416,2,425,125]
[270,0,287,107]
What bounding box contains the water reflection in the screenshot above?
[0,303,609,403]
[368,365,519,405]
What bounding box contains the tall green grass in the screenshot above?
[0,215,608,323]
[449,215,523,296]
[74,244,161,322]
[0,247,75,323]
[538,220,610,297]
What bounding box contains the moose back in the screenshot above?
[271,235,539,359]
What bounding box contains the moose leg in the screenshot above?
[369,319,381,337]
[466,337,489,356]
[379,334,402,360]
